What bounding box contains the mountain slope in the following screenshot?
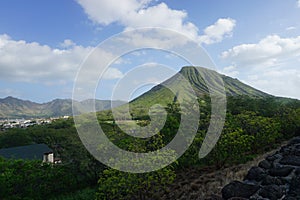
[129,66,271,112]
[0,97,125,119]
[0,66,272,119]
[179,66,269,97]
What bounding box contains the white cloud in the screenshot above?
[199,18,236,45]
[123,3,200,40]
[298,0,300,8]
[221,35,300,67]
[221,65,239,77]
[0,34,123,84]
[113,28,191,49]
[60,39,76,48]
[286,26,296,31]
[243,68,300,99]
[76,0,236,45]
[221,35,300,99]
[76,0,151,25]
[103,68,124,79]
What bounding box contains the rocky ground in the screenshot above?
[221,137,300,200]
[159,138,298,199]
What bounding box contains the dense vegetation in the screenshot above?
[0,118,102,199]
[0,95,300,199]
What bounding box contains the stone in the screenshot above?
[269,166,294,177]
[249,197,267,200]
[294,144,300,149]
[288,137,300,145]
[221,181,259,200]
[266,154,282,162]
[244,167,266,182]
[206,194,223,200]
[221,137,300,200]
[279,156,300,166]
[259,185,283,200]
[288,175,300,197]
[258,160,271,170]
[280,146,291,153]
[295,168,300,175]
[291,148,300,156]
[261,175,284,186]
[284,145,300,156]
[283,197,298,200]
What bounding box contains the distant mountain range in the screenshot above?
[0,97,125,119]
[0,66,273,119]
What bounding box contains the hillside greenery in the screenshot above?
[0,94,300,199]
[0,67,299,199]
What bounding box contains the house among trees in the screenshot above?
[0,143,61,164]
[43,151,54,163]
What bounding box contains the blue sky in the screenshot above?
[0,0,300,102]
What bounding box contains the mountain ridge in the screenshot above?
[0,66,283,119]
[129,66,271,110]
[0,97,126,119]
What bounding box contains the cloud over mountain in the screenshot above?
[76,0,236,45]
[221,35,300,99]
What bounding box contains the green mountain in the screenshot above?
[129,66,270,113]
[0,66,279,119]
[0,96,125,119]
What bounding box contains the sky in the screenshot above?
[0,0,300,102]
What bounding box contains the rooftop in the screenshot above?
[0,143,52,160]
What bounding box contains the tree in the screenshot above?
[208,128,255,167]
[0,128,32,148]
[0,157,78,199]
[96,131,177,200]
[233,111,281,152]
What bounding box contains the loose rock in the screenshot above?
[259,185,283,200]
[244,167,266,182]
[280,156,300,166]
[269,166,294,177]
[221,181,259,200]
[221,137,300,200]
[258,160,271,170]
